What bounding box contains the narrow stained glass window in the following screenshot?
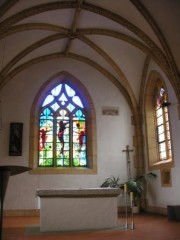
[38,83,87,167]
[154,84,172,161]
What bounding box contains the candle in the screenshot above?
[124,183,127,193]
[130,192,134,201]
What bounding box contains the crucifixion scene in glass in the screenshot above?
[38,83,87,167]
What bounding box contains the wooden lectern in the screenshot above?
[0,165,31,240]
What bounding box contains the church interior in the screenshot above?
[0,0,180,239]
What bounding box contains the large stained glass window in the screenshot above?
[38,83,87,167]
[154,84,172,161]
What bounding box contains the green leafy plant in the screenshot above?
[125,171,157,209]
[101,171,157,211]
[100,176,121,188]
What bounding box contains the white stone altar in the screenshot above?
[36,188,121,232]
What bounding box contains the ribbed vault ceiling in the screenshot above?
[0,0,179,103]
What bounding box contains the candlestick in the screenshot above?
[124,191,128,229]
[129,192,135,230]
[130,192,134,202]
[130,207,135,230]
[124,183,127,193]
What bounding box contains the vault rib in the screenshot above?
[64,0,84,55]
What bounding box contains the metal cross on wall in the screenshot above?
[122,145,134,180]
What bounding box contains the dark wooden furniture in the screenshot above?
[167,205,180,221]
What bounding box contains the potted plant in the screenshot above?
[100,176,122,188]
[101,171,157,212]
[125,171,157,212]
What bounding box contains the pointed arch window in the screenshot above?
[145,71,174,172]
[154,83,172,162]
[29,73,97,174]
[38,82,87,167]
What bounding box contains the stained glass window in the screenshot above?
[155,85,172,161]
[38,83,87,167]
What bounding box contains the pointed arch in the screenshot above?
[29,71,97,174]
[144,70,174,170]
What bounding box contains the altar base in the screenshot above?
[36,188,121,232]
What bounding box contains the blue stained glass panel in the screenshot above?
[67,103,75,112]
[39,82,87,168]
[65,84,75,97]
[51,84,62,96]
[51,102,59,111]
[73,96,83,108]
[43,95,54,106]
[40,108,53,119]
[75,110,85,120]
[59,93,68,105]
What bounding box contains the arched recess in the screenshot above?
[144,70,174,171]
[29,71,97,174]
[1,50,145,173]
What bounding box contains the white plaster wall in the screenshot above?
[0,58,134,210]
[146,61,180,208]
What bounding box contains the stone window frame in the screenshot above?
[144,71,174,171]
[29,71,97,175]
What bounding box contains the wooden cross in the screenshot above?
[122,145,134,180]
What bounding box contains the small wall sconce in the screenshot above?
[161,101,171,108]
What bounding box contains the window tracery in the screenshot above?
[38,82,87,167]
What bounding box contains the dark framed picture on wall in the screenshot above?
[9,122,23,156]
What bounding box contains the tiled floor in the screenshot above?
[2,213,180,240]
